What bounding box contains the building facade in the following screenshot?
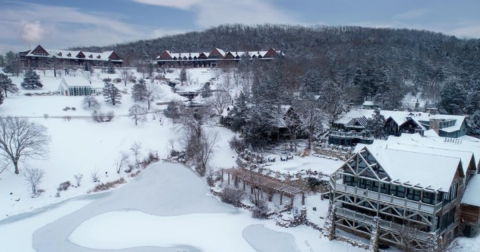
[19,45,123,68]
[330,134,480,250]
[156,48,282,68]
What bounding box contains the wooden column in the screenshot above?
[227,173,230,185]
[280,194,283,205]
[302,193,305,205]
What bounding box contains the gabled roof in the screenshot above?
[355,144,462,192]
[345,116,368,128]
[462,175,480,207]
[335,109,466,133]
[26,45,122,62]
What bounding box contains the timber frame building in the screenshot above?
[19,45,123,68]
[156,48,282,68]
[330,133,480,250]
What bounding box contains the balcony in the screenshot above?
[334,183,443,214]
[329,131,374,140]
[336,207,437,241]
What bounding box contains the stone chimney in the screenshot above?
[429,119,441,135]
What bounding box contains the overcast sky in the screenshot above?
[1,0,480,53]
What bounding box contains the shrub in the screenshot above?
[307,177,322,191]
[63,106,71,111]
[57,181,71,191]
[252,199,269,219]
[74,173,83,187]
[106,111,115,122]
[92,177,126,192]
[71,107,76,111]
[229,136,246,153]
[92,111,106,123]
[220,187,245,207]
[44,114,49,119]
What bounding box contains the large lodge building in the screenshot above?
[156,48,283,68]
[19,45,123,68]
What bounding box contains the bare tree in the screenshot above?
[82,95,101,110]
[128,104,148,126]
[24,168,45,196]
[130,142,142,164]
[74,173,83,187]
[115,151,130,174]
[196,131,219,176]
[295,98,325,150]
[91,170,100,183]
[0,117,50,174]
[120,69,131,87]
[208,89,232,115]
[145,83,161,110]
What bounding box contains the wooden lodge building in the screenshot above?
[156,48,283,68]
[330,133,480,250]
[329,109,467,146]
[19,45,123,68]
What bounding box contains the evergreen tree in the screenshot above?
[0,73,19,97]
[0,90,4,106]
[201,82,211,98]
[21,69,43,90]
[301,70,322,96]
[103,81,122,105]
[131,78,147,102]
[466,81,480,114]
[366,108,386,139]
[107,61,115,74]
[229,91,248,132]
[468,110,480,136]
[0,55,5,67]
[180,68,187,84]
[4,51,20,77]
[440,81,466,114]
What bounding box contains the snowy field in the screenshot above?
[0,162,363,252]
[0,67,361,252]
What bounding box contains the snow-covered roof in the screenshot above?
[60,76,91,88]
[156,48,282,60]
[335,109,466,133]
[363,101,374,106]
[462,175,480,207]
[357,144,461,192]
[27,48,121,62]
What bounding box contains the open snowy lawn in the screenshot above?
[265,154,343,175]
[0,162,362,252]
[448,236,480,252]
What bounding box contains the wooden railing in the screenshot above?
[334,183,443,214]
[336,207,438,241]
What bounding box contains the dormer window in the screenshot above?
[97,55,101,59]
[67,53,71,57]
[58,52,62,56]
[89,54,93,58]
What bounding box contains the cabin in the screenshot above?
[156,48,283,68]
[329,109,468,146]
[330,134,480,251]
[20,45,123,68]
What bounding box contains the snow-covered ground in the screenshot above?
[0,67,362,252]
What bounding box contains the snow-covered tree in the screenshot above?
[120,69,131,86]
[317,78,345,126]
[128,104,147,126]
[296,98,324,150]
[208,90,232,115]
[466,81,480,114]
[180,68,187,84]
[0,117,50,174]
[82,95,101,110]
[103,82,122,105]
[4,51,20,77]
[0,55,5,67]
[24,168,45,196]
[468,110,480,136]
[21,69,43,90]
[440,81,466,115]
[366,108,386,139]
[107,61,115,74]
[132,79,147,102]
[0,73,18,97]
[228,91,248,132]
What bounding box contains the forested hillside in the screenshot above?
[72,25,480,137]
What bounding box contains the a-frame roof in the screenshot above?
[349,145,462,192]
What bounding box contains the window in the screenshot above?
[390,185,406,198]
[380,183,389,194]
[407,188,421,201]
[344,175,358,187]
[422,191,435,205]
